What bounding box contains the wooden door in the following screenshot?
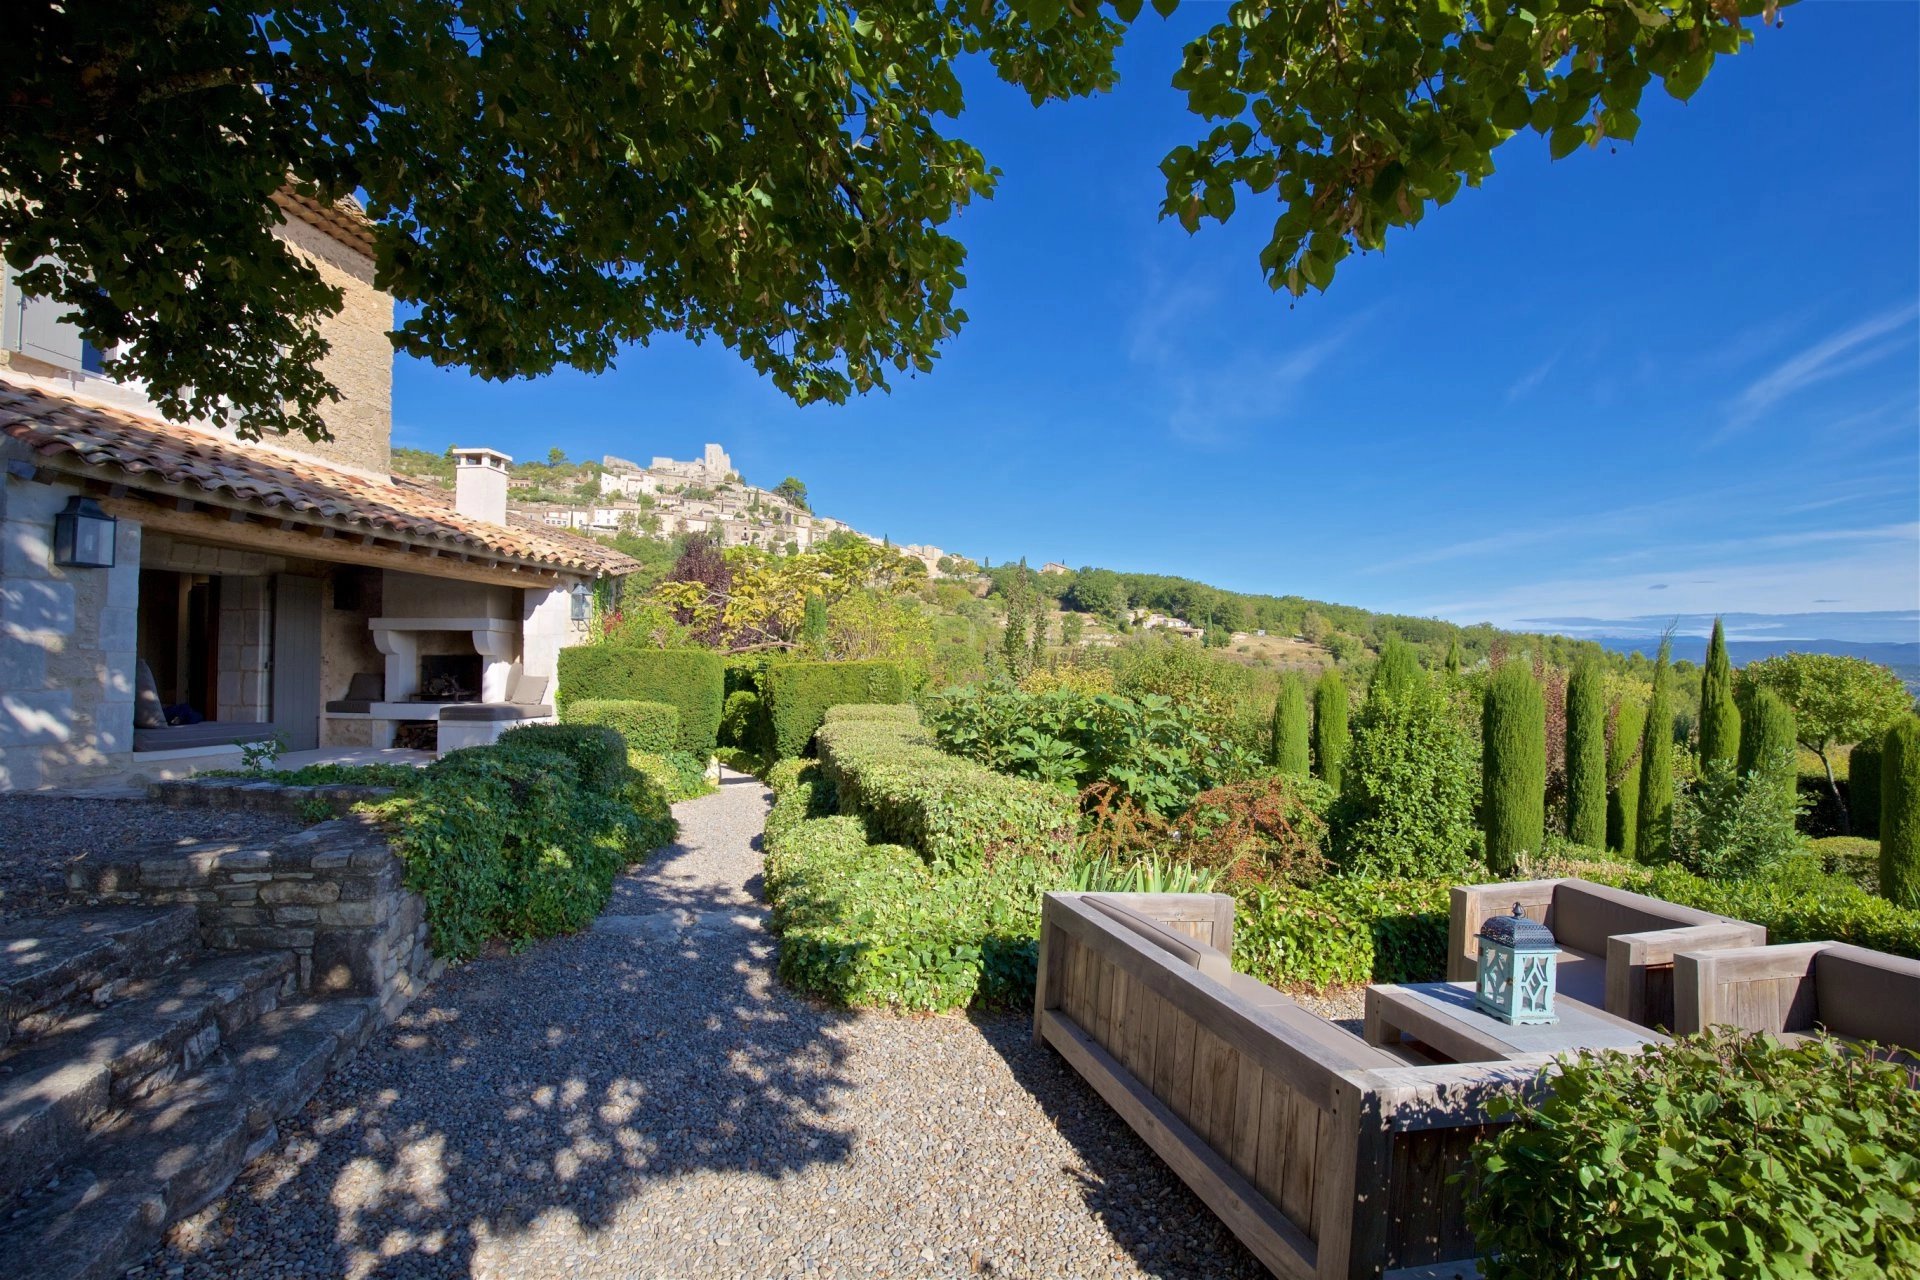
[272,574,323,751]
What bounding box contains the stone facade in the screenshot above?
[68,812,442,1025]
[0,470,143,790]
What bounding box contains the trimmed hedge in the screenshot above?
[1232,877,1451,991]
[556,647,725,753]
[816,715,1076,869]
[563,698,680,754]
[763,660,910,758]
[762,760,1050,1010]
[821,703,920,726]
[381,725,674,960]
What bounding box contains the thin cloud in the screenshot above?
[1718,302,1919,442]
[1505,352,1560,403]
[1163,313,1369,446]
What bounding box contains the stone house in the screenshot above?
[0,192,637,790]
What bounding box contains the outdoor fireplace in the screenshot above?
[416,654,482,702]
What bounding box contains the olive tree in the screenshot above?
[1743,653,1912,834]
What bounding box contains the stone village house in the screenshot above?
[0,192,638,790]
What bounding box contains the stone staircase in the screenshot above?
[0,905,379,1279]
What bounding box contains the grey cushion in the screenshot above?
[510,673,550,707]
[134,659,167,729]
[1549,881,1729,959]
[1814,944,1920,1051]
[133,721,273,752]
[1552,948,1607,1008]
[326,700,374,714]
[344,672,385,701]
[441,704,536,722]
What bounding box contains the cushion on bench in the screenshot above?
[132,721,274,752]
[440,704,537,723]
[1548,881,1728,959]
[1813,944,1920,1051]
[1084,895,1233,984]
[327,672,385,714]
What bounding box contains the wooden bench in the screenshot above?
[1035,891,1559,1280]
[1448,877,1764,1030]
[1673,940,1920,1057]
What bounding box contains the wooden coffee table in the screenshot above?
[1364,981,1668,1064]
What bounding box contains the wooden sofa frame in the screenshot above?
[1673,940,1920,1057]
[1448,877,1764,1030]
[1035,891,1550,1280]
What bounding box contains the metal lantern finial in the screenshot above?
[52,495,116,568]
[1475,901,1560,1025]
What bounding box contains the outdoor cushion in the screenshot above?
[1084,895,1233,984]
[134,659,167,729]
[439,704,528,722]
[1548,882,1726,959]
[510,672,550,706]
[133,721,273,752]
[1552,949,1607,1008]
[326,671,385,714]
[1813,944,1920,1051]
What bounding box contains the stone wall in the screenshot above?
[0,467,143,789]
[68,814,442,1025]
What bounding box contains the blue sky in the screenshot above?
[394,2,1920,639]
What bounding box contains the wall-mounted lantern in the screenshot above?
[569,580,593,623]
[53,495,116,568]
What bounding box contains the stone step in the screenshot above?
[0,951,295,1204]
[0,908,199,1046]
[0,996,377,1280]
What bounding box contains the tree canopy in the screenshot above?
[3,0,1788,438]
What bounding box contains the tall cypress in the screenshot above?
[1881,718,1920,908]
[1607,699,1646,857]
[1698,617,1741,769]
[1271,675,1311,776]
[1739,687,1800,818]
[1848,740,1884,839]
[1444,639,1463,675]
[1564,658,1607,848]
[1370,636,1423,704]
[1311,667,1349,790]
[1483,661,1547,874]
[1636,641,1675,861]
[802,594,828,656]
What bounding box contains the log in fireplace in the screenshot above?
[416,654,482,702]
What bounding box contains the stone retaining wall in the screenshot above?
[67,814,441,1025]
[147,776,397,819]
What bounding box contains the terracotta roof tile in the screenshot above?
[0,378,639,578]
[272,189,377,258]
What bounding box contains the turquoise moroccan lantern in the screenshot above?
[1475,903,1559,1025]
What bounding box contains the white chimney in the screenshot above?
[452,447,512,525]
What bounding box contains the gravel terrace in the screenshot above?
[0,796,308,922]
[132,769,1268,1279]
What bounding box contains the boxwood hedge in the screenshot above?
[815,714,1075,869]
[555,647,725,753]
[563,698,681,754]
[763,660,910,758]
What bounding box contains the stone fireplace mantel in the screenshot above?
[369,617,518,703]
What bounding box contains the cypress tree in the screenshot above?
[1607,699,1645,857]
[1697,617,1741,769]
[1881,718,1920,908]
[1739,687,1800,818]
[802,594,828,656]
[1848,740,1884,839]
[1370,637,1423,704]
[1636,641,1675,861]
[1483,661,1546,874]
[1564,657,1607,848]
[1444,639,1463,675]
[1271,675,1311,776]
[1311,667,1349,790]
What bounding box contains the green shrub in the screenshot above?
[763,660,909,758]
[555,647,725,752]
[762,762,1051,1011]
[1311,668,1349,790]
[207,761,423,789]
[1807,836,1880,893]
[381,739,673,960]
[564,698,681,754]
[1738,686,1800,820]
[1637,643,1675,861]
[1850,739,1884,839]
[1482,661,1546,874]
[1670,756,1804,880]
[1697,616,1741,770]
[630,749,711,802]
[1621,859,1920,960]
[1564,658,1607,849]
[1231,876,1451,991]
[1608,697,1645,857]
[1465,1028,1920,1279]
[821,703,920,726]
[816,716,1075,869]
[720,689,763,751]
[1883,717,1920,909]
[1331,675,1478,880]
[1269,674,1311,775]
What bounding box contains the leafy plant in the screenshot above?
[1176,775,1332,889]
[1669,754,1806,881]
[1464,1028,1920,1279]
[1744,652,1911,833]
[1062,852,1221,896]
[237,733,286,775]
[563,698,681,754]
[1330,672,1478,879]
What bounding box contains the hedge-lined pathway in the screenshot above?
[134,768,1261,1279]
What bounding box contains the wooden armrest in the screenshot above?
[1672,943,1830,1035]
[1448,879,1563,980]
[1606,922,1768,1026]
[1079,891,1235,955]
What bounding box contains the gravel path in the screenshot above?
[134,769,1264,1279]
[0,797,308,922]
